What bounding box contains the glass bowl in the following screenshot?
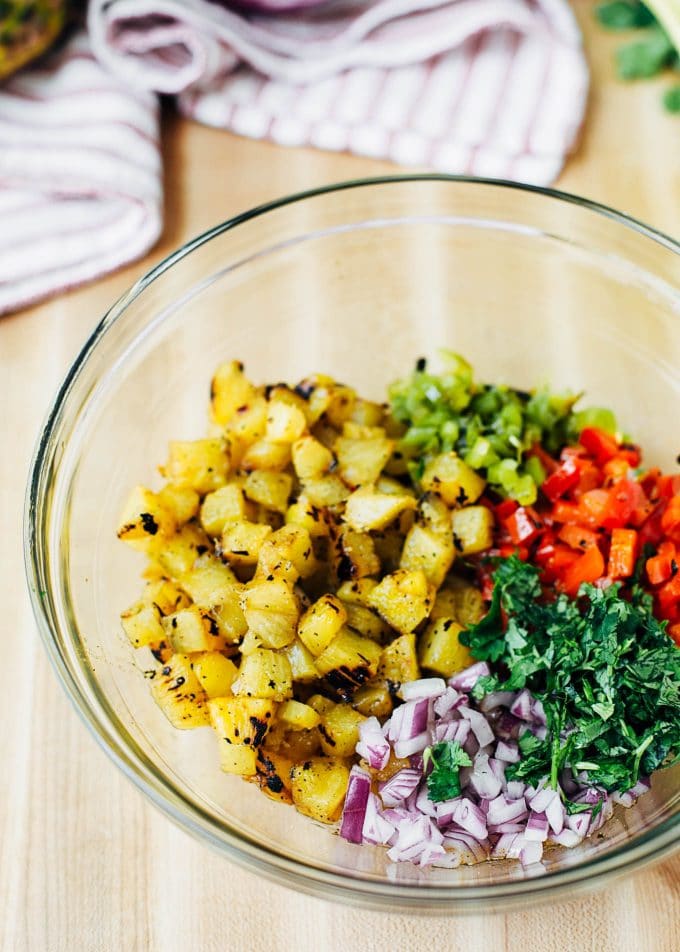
[25,176,680,912]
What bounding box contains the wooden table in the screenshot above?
[2,9,679,951]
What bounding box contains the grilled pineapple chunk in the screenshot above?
[220,521,272,566]
[241,579,299,648]
[290,757,350,823]
[155,523,212,579]
[241,439,291,472]
[367,569,434,635]
[142,578,191,615]
[121,601,165,648]
[278,699,321,730]
[232,648,293,701]
[332,527,380,581]
[351,681,393,719]
[344,485,416,532]
[162,606,228,653]
[314,627,382,696]
[244,470,293,514]
[419,617,473,677]
[451,505,494,555]
[151,654,210,729]
[400,524,454,589]
[302,474,350,507]
[117,486,175,551]
[200,483,253,536]
[210,360,258,426]
[335,434,393,488]
[265,400,307,444]
[285,494,328,538]
[378,633,420,688]
[255,525,316,583]
[179,553,239,607]
[291,435,334,480]
[283,638,319,682]
[162,439,230,494]
[335,579,388,641]
[190,651,238,698]
[157,484,200,526]
[208,697,276,775]
[421,452,486,507]
[255,747,294,802]
[319,704,366,757]
[297,594,347,656]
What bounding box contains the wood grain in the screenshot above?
[1,11,679,951]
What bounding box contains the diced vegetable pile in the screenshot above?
[117,355,680,869]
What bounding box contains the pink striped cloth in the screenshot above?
[0,32,162,316]
[89,0,588,184]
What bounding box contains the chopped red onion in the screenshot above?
[491,833,519,859]
[443,831,489,863]
[629,778,651,797]
[401,677,446,701]
[495,739,520,763]
[566,811,591,837]
[339,766,371,844]
[433,687,464,718]
[545,794,565,835]
[449,662,490,692]
[487,794,529,826]
[479,690,515,713]
[451,798,488,840]
[469,752,502,800]
[379,768,422,807]
[362,793,395,846]
[459,706,495,747]
[520,839,544,866]
[495,710,524,739]
[394,732,430,760]
[387,698,429,743]
[488,821,528,834]
[531,697,547,726]
[549,828,583,848]
[524,811,550,842]
[415,782,438,819]
[506,780,527,800]
[510,689,533,721]
[356,716,390,771]
[529,786,558,814]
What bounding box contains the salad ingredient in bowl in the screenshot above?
[116,353,680,871]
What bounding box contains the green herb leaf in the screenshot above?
[596,1,655,31]
[423,740,473,803]
[616,27,675,79]
[663,85,680,112]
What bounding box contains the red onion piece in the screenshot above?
[478,690,515,713]
[487,794,529,826]
[401,677,446,701]
[510,689,533,721]
[459,706,495,747]
[520,839,544,866]
[449,662,490,692]
[451,798,488,840]
[379,768,422,807]
[388,698,429,743]
[394,732,430,760]
[495,739,520,763]
[339,766,371,844]
[524,811,550,842]
[356,716,390,771]
[362,792,395,846]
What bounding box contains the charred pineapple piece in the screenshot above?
[421,452,485,507]
[150,654,210,729]
[297,594,347,656]
[232,648,293,701]
[343,485,416,532]
[418,617,473,677]
[241,578,299,649]
[367,569,434,635]
[318,703,366,757]
[208,697,277,775]
[451,505,494,555]
[290,757,350,823]
[314,627,382,699]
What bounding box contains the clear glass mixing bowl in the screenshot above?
[25,177,680,912]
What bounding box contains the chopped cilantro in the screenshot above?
[423,740,472,802]
[461,557,680,795]
[596,1,655,30]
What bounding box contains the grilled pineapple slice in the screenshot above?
[150,654,210,729]
[290,757,350,823]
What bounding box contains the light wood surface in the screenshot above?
[2,9,679,951]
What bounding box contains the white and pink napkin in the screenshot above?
[0,0,589,315]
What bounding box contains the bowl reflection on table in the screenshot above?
[26,176,680,912]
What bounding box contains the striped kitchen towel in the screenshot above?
[89,0,589,185]
[0,31,162,316]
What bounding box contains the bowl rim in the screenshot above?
[24,174,680,910]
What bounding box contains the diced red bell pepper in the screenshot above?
[497,543,530,561]
[579,427,620,465]
[657,573,680,620]
[658,475,680,502]
[551,499,586,526]
[560,544,605,597]
[616,443,641,467]
[638,503,666,548]
[495,498,519,521]
[661,495,680,539]
[603,457,631,484]
[558,524,601,551]
[646,541,678,586]
[578,489,612,528]
[607,528,638,579]
[503,506,543,546]
[600,480,642,530]
[573,459,603,496]
[541,457,580,503]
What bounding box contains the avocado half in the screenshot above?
[0,0,68,80]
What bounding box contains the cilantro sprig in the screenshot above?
[423,740,472,803]
[460,557,680,794]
